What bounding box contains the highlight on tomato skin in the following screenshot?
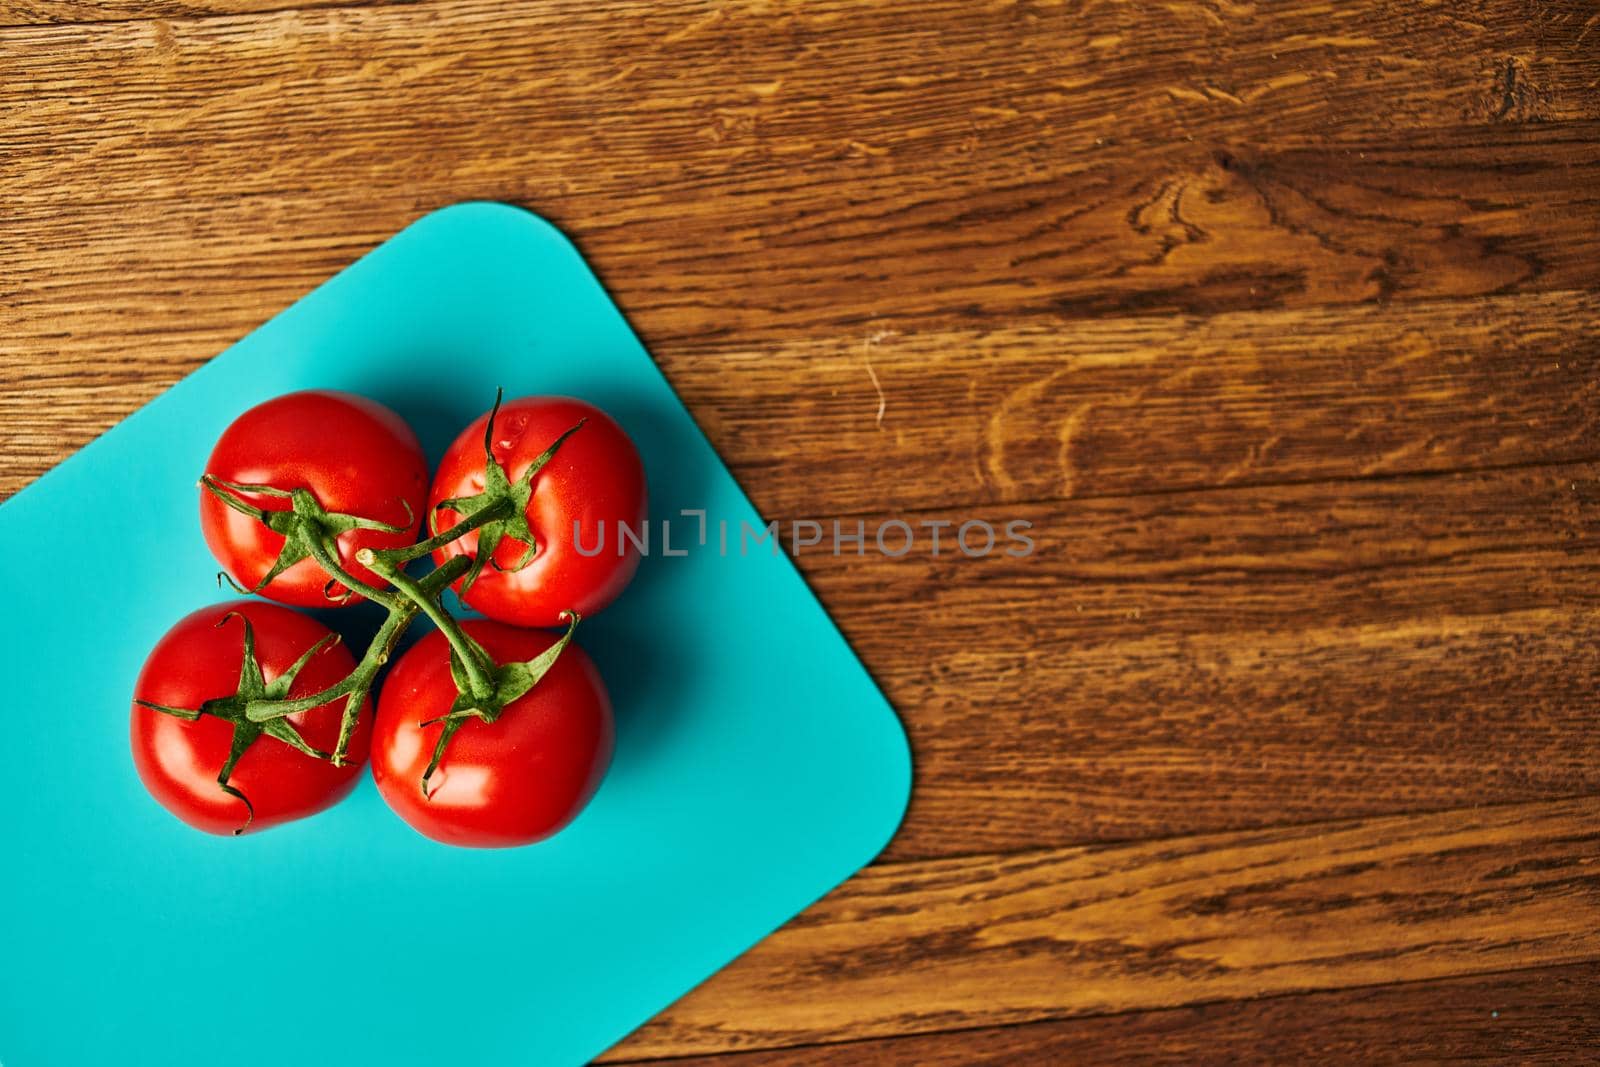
[370,620,616,849]
[199,390,429,609]
[129,601,373,837]
[428,395,648,629]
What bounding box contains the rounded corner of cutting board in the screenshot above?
[400,200,580,258]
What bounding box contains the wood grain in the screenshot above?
[9,287,1599,513]
[616,961,1600,1065]
[6,1,1598,515]
[671,289,1600,517]
[600,798,1600,1059]
[11,0,1600,209]
[5,16,1598,347]
[0,0,311,24]
[8,129,1598,343]
[5,0,1599,307]
[799,460,1600,860]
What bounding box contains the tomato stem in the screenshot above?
[243,555,472,761]
[357,549,498,702]
[369,496,515,566]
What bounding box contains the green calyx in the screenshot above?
[417,612,580,797]
[174,390,590,827]
[429,389,586,598]
[136,612,335,835]
[200,475,413,604]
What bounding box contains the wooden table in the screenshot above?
[6,0,1599,1060]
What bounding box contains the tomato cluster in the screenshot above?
[131,390,646,847]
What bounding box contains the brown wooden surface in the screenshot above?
[600,798,1600,1057]
[4,0,1598,1062]
[816,461,1600,860]
[616,962,1600,1066]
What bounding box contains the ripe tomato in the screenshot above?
[429,396,646,628]
[130,601,371,836]
[200,390,428,608]
[370,620,614,848]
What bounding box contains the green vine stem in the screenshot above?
[356,547,497,702]
[367,496,515,568]
[242,555,473,766]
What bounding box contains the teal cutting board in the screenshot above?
[0,203,911,1066]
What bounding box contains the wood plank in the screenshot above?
[20,124,1593,359]
[5,0,1599,331]
[599,797,1600,1059]
[6,264,1600,515]
[794,461,1600,860]
[4,0,1597,344]
[10,0,1599,187]
[0,0,318,25]
[670,289,1600,517]
[614,961,1600,1065]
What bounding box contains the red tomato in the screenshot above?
[200,390,428,608]
[429,396,646,628]
[370,621,614,848]
[130,601,371,836]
